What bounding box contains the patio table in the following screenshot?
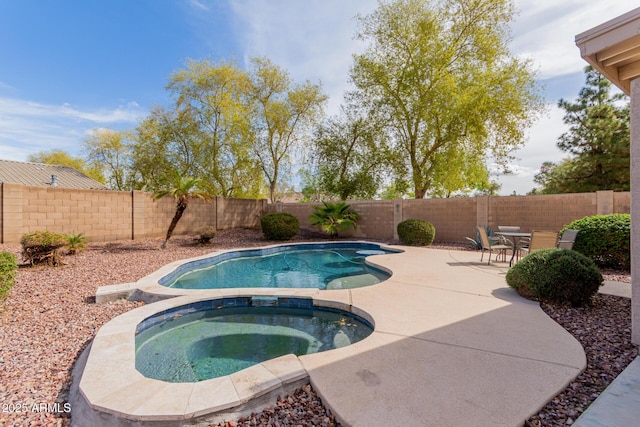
[494,231,531,267]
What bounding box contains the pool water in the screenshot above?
[135,301,373,382]
[161,244,396,290]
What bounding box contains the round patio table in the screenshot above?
[494,231,531,267]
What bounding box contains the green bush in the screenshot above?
[564,214,630,270]
[261,213,299,241]
[195,225,217,244]
[397,219,436,246]
[506,248,603,307]
[0,251,17,301]
[20,230,67,266]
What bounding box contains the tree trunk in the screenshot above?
[161,202,187,249]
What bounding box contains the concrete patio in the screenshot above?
[301,246,586,426]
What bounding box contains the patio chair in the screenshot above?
[476,226,510,264]
[519,230,559,256]
[557,229,579,250]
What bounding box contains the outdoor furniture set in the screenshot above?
[476,226,579,266]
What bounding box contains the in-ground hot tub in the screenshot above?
[135,296,373,382]
[75,295,375,426]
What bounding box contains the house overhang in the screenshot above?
[575,7,640,96]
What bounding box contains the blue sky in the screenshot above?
[0,0,635,195]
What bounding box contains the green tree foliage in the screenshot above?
[534,66,630,194]
[313,106,390,200]
[83,128,133,190]
[249,57,327,203]
[133,106,201,191]
[350,0,543,198]
[153,171,211,249]
[27,149,105,184]
[134,59,265,197]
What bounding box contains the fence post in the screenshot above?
[476,196,489,228]
[393,199,403,240]
[596,190,614,215]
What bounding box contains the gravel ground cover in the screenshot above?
[0,229,635,426]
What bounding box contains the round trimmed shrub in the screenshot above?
[397,219,435,246]
[564,214,630,270]
[506,248,603,307]
[261,213,299,241]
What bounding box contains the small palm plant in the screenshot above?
[65,231,89,255]
[309,201,360,238]
[153,171,211,249]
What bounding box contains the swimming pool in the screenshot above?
[135,297,373,382]
[159,242,399,290]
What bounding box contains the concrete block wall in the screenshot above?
[488,193,598,234]
[272,190,628,243]
[0,183,629,245]
[403,197,477,242]
[0,184,265,244]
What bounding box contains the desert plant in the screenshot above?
[309,201,360,238]
[397,219,435,246]
[153,171,211,249]
[506,248,603,307]
[0,251,17,301]
[564,214,630,270]
[196,225,217,244]
[20,230,67,266]
[261,213,299,241]
[465,226,499,250]
[65,231,89,255]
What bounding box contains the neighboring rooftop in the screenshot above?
[0,159,108,190]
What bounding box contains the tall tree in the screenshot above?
[27,149,105,184]
[350,0,543,198]
[165,59,264,198]
[534,66,630,194]
[83,128,133,190]
[153,170,210,249]
[313,106,390,200]
[249,57,327,203]
[132,106,202,191]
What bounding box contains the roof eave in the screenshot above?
[575,7,640,96]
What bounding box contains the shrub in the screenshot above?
[506,248,603,307]
[564,214,630,270]
[0,251,17,301]
[196,225,217,244]
[397,219,436,246]
[309,201,360,238]
[65,231,89,255]
[261,213,299,241]
[20,230,67,266]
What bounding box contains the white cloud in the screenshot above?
[189,0,209,11]
[228,0,377,115]
[0,97,144,160]
[512,0,636,79]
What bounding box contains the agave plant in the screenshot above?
[309,201,360,238]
